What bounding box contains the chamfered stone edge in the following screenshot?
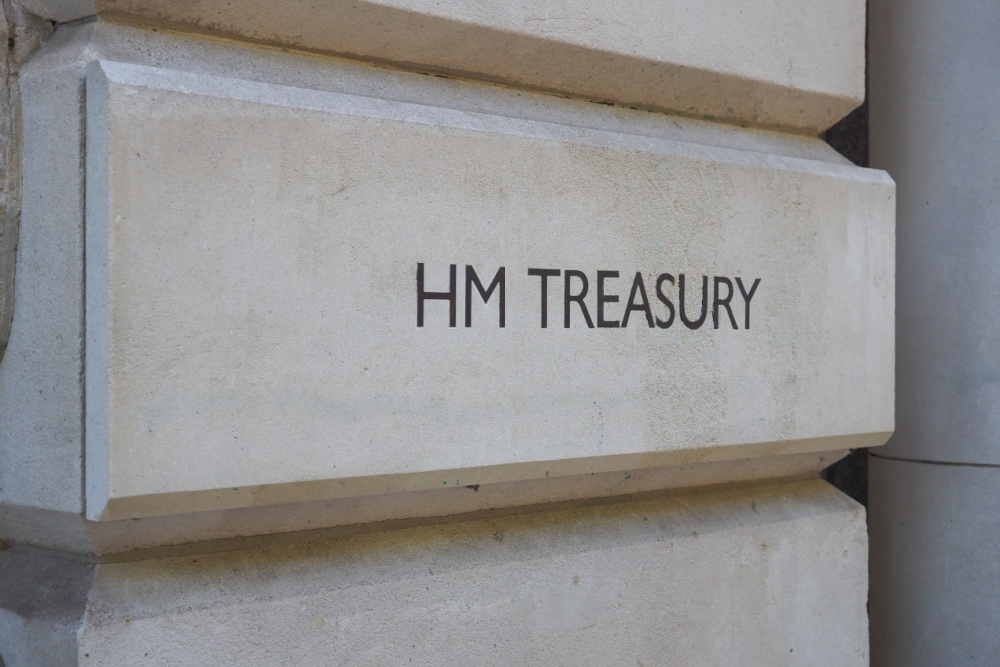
[21,0,864,132]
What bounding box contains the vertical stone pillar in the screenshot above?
[869,1,1000,664]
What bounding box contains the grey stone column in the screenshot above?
[869,1,1000,664]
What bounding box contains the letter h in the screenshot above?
[417,263,457,327]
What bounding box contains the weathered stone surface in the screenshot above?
[0,480,870,667]
[0,23,892,553]
[0,9,80,515]
[0,18,840,524]
[0,4,17,363]
[0,549,93,667]
[0,2,53,360]
[22,0,865,132]
[0,13,880,666]
[80,58,893,521]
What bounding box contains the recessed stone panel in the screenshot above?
[84,60,894,520]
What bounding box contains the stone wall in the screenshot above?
[0,2,891,664]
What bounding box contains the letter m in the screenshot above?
[465,265,505,327]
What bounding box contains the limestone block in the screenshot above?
[0,24,893,551]
[80,57,893,521]
[0,4,46,361]
[0,16,853,523]
[23,0,865,132]
[0,27,87,514]
[0,480,870,667]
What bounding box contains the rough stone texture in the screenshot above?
[0,18,861,523]
[0,2,52,360]
[0,480,869,667]
[0,9,880,666]
[0,21,893,549]
[0,549,93,667]
[21,0,865,133]
[83,58,893,521]
[0,4,16,362]
[0,21,86,515]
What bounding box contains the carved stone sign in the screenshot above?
[84,61,894,519]
[416,264,761,331]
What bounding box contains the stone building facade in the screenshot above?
[0,0,977,664]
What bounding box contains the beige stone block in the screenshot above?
[81,58,893,521]
[0,25,892,554]
[0,480,870,666]
[0,4,53,360]
[0,14,861,524]
[24,0,865,132]
[0,29,87,514]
